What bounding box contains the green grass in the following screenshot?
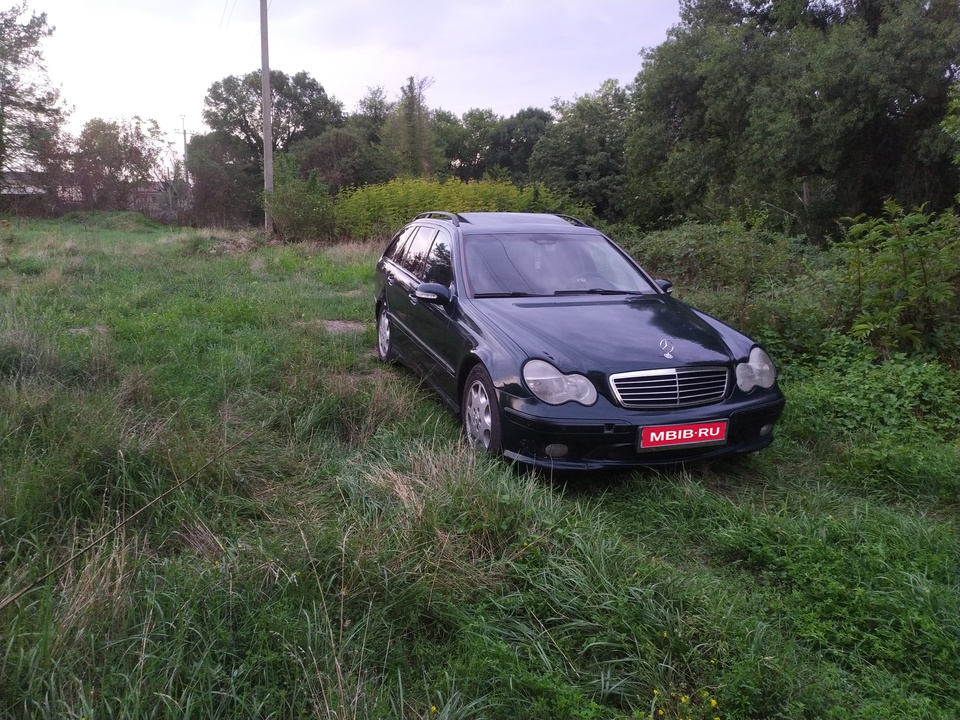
[1,215,957,719]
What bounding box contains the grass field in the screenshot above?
[1,213,958,719]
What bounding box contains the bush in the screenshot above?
[269,156,336,242]
[333,178,591,240]
[832,202,960,363]
[613,221,835,356]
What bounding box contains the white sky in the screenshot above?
[35,0,680,150]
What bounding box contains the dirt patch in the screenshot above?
[211,235,258,255]
[323,320,367,333]
[294,319,368,334]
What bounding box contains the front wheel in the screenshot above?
[461,365,502,453]
[376,306,394,363]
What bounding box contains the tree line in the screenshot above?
[1,0,958,238]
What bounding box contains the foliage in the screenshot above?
[269,155,335,242]
[530,80,631,222]
[431,106,554,186]
[486,108,553,185]
[628,0,960,237]
[833,202,960,360]
[60,210,160,231]
[349,85,393,145]
[613,220,834,355]
[289,127,391,194]
[0,1,66,184]
[333,178,588,240]
[202,69,344,158]
[784,336,960,501]
[379,75,439,178]
[71,117,168,211]
[944,79,960,168]
[185,131,262,227]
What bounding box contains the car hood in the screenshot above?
[473,295,746,373]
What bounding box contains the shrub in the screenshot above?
[333,178,590,240]
[269,156,336,242]
[832,202,960,363]
[613,221,833,356]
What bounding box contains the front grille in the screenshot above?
[609,367,729,408]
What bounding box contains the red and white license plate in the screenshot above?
[639,420,728,450]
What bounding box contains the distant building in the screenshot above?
[0,171,48,214]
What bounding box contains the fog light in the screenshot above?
[545,444,568,458]
[760,423,774,437]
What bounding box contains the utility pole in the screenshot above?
[260,0,273,235]
[181,115,189,184]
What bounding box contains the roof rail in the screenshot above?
[414,211,465,226]
[555,214,589,227]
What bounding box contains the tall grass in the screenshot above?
[1,214,957,719]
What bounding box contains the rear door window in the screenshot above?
[400,226,438,279]
[423,229,453,286]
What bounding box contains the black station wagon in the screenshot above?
[374,212,785,470]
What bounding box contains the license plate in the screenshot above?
[639,420,728,450]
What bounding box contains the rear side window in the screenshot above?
[384,226,416,262]
[400,226,438,278]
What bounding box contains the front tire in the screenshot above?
[462,365,502,453]
[376,306,394,363]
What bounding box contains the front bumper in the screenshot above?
[498,390,786,470]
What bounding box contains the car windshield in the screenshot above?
[464,232,657,297]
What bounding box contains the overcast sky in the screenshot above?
[36,0,680,149]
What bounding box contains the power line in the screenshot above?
[220,0,238,31]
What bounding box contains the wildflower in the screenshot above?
[680,695,689,704]
[653,689,659,696]
[657,711,664,716]
[711,699,718,707]
[431,706,437,713]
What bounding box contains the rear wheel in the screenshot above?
[376,307,394,363]
[462,365,501,453]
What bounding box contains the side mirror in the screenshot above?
[414,282,452,304]
[656,279,674,295]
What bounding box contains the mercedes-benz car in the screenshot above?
[374,211,785,470]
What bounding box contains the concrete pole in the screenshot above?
[181,115,189,184]
[260,0,273,235]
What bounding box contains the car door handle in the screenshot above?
[408,291,419,305]
[386,273,396,286]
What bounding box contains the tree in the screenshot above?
[185,131,261,226]
[202,70,344,160]
[628,0,960,236]
[347,85,392,145]
[486,107,553,184]
[381,76,437,177]
[430,108,468,179]
[0,2,67,188]
[290,127,391,193]
[944,80,960,169]
[529,80,631,221]
[71,117,167,210]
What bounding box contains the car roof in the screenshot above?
[413,211,596,235]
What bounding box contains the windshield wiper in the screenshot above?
[473,291,540,298]
[553,288,643,296]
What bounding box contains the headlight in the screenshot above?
[523,359,597,406]
[736,347,776,392]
